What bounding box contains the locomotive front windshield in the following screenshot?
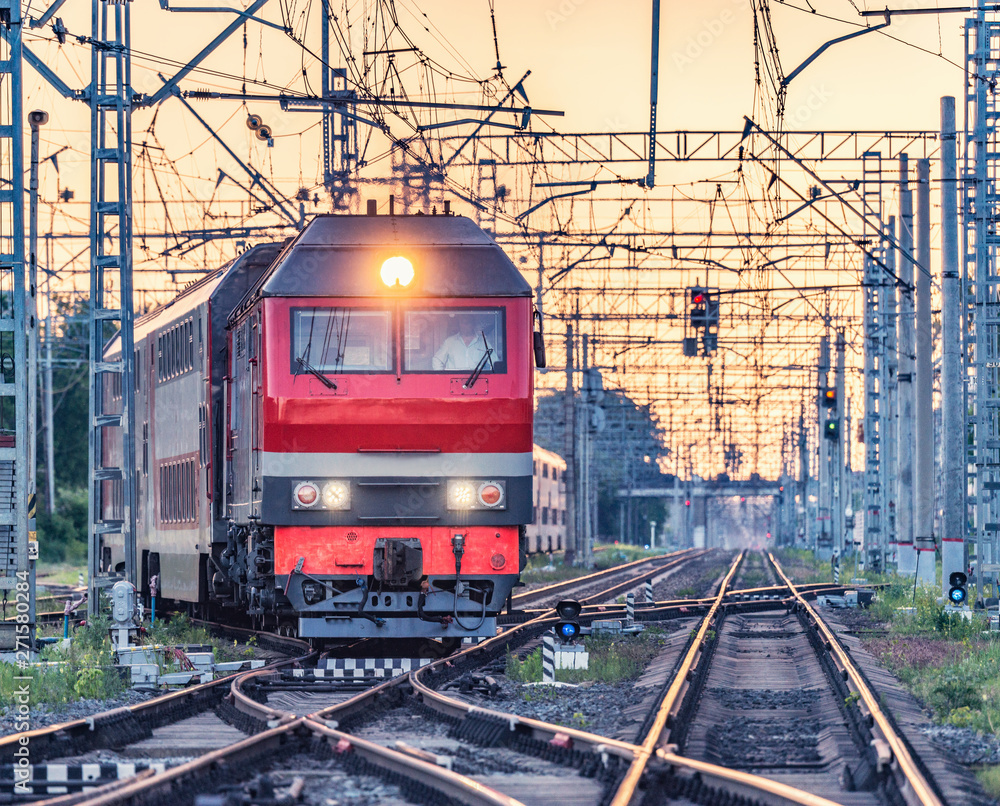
[403,308,506,373]
[292,307,393,373]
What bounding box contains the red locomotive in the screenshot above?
[106,211,541,639]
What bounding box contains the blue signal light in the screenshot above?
[557,622,580,641]
[948,586,967,605]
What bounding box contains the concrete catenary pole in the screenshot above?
[563,324,576,565]
[817,336,831,557]
[884,216,898,564]
[799,411,809,549]
[897,154,917,574]
[915,158,936,585]
[940,96,965,597]
[834,331,846,558]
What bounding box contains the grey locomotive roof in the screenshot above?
[252,214,531,301]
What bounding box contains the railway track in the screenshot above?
[0,625,313,799]
[5,550,711,804]
[8,548,978,806]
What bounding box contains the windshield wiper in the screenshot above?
[295,355,337,389]
[463,331,494,389]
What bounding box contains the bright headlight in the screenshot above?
[448,481,477,510]
[323,481,351,510]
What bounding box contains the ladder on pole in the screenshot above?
[964,7,1000,591]
[0,0,30,631]
[861,151,888,571]
[87,0,136,615]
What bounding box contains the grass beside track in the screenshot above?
[2,613,257,708]
[505,627,670,685]
[774,547,1000,797]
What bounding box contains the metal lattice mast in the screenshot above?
[0,0,29,615]
[87,0,136,614]
[862,151,887,570]
[965,6,1000,590]
[320,2,358,210]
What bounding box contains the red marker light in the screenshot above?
[293,482,319,507]
[478,483,503,507]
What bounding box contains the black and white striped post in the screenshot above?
[542,633,556,683]
[645,579,654,604]
[626,592,635,624]
[833,556,840,584]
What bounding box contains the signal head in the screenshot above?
[555,600,582,620]
[557,621,581,642]
[948,586,967,605]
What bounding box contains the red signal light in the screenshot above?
[684,499,691,507]
[766,532,772,539]
[692,293,705,304]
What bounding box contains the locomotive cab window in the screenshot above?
[403,308,506,373]
[291,308,393,374]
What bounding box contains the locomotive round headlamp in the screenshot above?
[380,256,414,288]
[447,480,476,510]
[478,482,504,508]
[322,480,351,510]
[293,481,320,508]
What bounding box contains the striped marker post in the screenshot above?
[645,579,654,604]
[833,558,840,584]
[626,592,635,624]
[542,634,556,683]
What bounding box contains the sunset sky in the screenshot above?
[18,0,975,480]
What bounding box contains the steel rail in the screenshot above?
[608,550,744,806]
[512,548,694,606]
[768,553,944,806]
[0,630,313,761]
[305,718,527,806]
[654,750,846,806]
[231,551,714,728]
[127,553,851,806]
[321,553,717,756]
[57,721,303,806]
[512,581,860,620]
[27,768,157,806]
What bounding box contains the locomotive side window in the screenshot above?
[291,308,393,373]
[403,308,506,373]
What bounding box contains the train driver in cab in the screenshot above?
[432,314,494,370]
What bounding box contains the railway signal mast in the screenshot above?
[0,0,31,637]
[87,0,138,615]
